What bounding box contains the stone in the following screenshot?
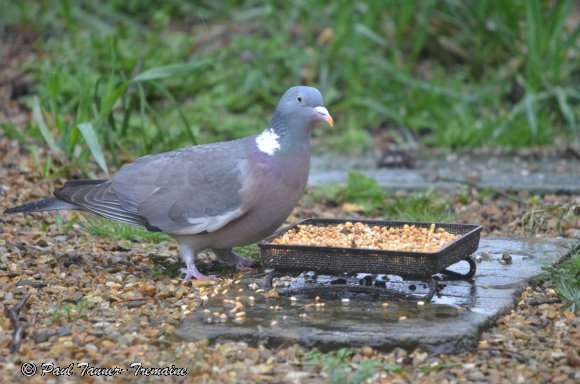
[308,154,580,193]
[139,283,157,297]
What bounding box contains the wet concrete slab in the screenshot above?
[308,154,580,193]
[176,238,569,354]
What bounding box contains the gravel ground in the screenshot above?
[0,139,578,383]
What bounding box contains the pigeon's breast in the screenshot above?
[187,148,311,249]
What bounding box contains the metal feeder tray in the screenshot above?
[259,219,481,301]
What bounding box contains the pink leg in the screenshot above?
[179,245,216,281]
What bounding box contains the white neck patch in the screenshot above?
[256,128,281,155]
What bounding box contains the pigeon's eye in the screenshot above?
[296,96,303,103]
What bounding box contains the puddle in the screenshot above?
[176,238,568,353]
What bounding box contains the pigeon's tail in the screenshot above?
[5,179,152,229]
[4,198,80,214]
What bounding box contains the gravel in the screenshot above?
[0,139,578,383]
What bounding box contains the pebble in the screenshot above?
[361,346,373,357]
[264,289,279,299]
[15,280,45,288]
[501,253,513,264]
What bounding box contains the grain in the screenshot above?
[271,222,459,252]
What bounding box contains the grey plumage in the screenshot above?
[4,197,79,214]
[5,86,333,280]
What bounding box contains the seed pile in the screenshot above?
[272,222,460,252]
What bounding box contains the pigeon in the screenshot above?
[5,86,333,280]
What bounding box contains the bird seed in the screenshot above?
[272,222,459,252]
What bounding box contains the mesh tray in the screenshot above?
[259,219,481,279]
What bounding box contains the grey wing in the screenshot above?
[54,179,150,227]
[111,140,253,235]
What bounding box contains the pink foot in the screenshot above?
[179,245,216,282]
[180,267,216,282]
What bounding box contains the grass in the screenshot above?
[542,241,580,312]
[302,347,460,383]
[304,348,383,384]
[307,171,456,222]
[234,244,261,261]
[521,204,578,236]
[0,1,578,176]
[79,216,170,243]
[49,299,90,321]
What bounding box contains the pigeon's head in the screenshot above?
[275,86,333,128]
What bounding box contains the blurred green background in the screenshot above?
[1,0,578,177]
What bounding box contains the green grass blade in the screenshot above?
[32,96,61,154]
[524,93,538,141]
[354,23,386,48]
[133,61,209,82]
[525,0,543,90]
[99,81,129,122]
[555,88,577,132]
[77,122,109,176]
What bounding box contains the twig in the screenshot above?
[4,294,30,353]
[477,347,529,363]
[527,298,561,306]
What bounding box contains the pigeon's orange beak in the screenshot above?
[314,106,334,127]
